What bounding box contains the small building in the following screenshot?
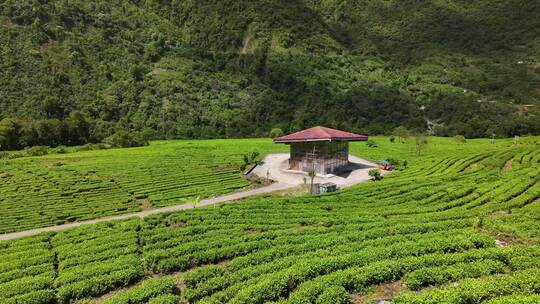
[273,126,368,175]
[319,182,338,193]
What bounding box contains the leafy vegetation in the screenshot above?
[0,1,539,151]
[240,149,265,171]
[102,277,179,304]
[368,168,382,180]
[0,233,55,304]
[0,136,538,303]
[0,139,283,233]
[52,219,143,303]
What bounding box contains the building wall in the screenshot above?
[289,141,349,174]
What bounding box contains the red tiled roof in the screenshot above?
[273,126,368,143]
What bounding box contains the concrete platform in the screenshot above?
[252,153,380,189]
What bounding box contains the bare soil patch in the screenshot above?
[502,159,513,172]
[169,221,186,228]
[495,239,509,248]
[490,210,512,216]
[478,222,533,247]
[2,17,13,26]
[372,281,405,302]
[217,260,229,267]
[47,161,64,168]
[351,281,405,303]
[244,227,260,234]
[139,198,153,211]
[464,162,479,172]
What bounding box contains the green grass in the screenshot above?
[0,136,539,303]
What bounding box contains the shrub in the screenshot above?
[183,265,225,289]
[366,140,378,148]
[394,268,540,304]
[403,259,505,290]
[56,266,143,303]
[484,295,540,304]
[4,289,55,304]
[74,143,112,152]
[389,135,396,143]
[53,146,68,154]
[415,134,428,155]
[104,131,148,148]
[394,126,410,143]
[102,277,177,304]
[386,158,400,166]
[316,285,349,304]
[74,144,95,152]
[454,135,467,143]
[240,149,264,171]
[386,158,408,170]
[147,294,181,304]
[0,151,24,159]
[368,168,382,180]
[25,146,48,157]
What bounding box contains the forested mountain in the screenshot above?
[0,0,539,149]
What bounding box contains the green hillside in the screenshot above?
[1,0,539,149]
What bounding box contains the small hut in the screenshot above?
[273,126,368,175]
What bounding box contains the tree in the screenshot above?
[393,126,410,143]
[35,119,63,146]
[485,127,496,144]
[414,133,428,155]
[0,118,21,150]
[66,111,91,145]
[308,168,316,194]
[269,128,283,138]
[104,130,148,148]
[241,149,264,171]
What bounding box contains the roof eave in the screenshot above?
[273,137,368,144]
[273,138,332,144]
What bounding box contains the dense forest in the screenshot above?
[0,0,539,149]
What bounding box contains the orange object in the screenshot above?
[379,163,393,171]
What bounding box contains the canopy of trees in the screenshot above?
[0,0,539,149]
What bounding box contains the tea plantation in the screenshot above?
[0,139,284,233]
[0,136,539,303]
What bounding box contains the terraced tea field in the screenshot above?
[0,136,539,303]
[0,139,284,234]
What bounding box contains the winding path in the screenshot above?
[0,182,294,241]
